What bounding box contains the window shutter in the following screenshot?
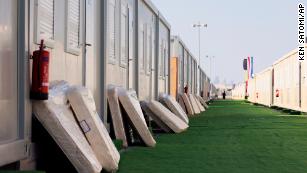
[35,0,55,46]
[147,26,152,74]
[120,4,128,66]
[159,40,164,77]
[139,24,145,70]
[66,0,80,54]
[109,0,116,62]
[163,42,167,77]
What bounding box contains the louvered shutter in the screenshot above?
[35,0,55,46]
[66,0,80,54]
[143,24,147,72]
[120,3,128,66]
[139,24,144,70]
[146,27,152,74]
[163,41,167,77]
[109,0,116,62]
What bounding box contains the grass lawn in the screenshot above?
[118,100,307,173]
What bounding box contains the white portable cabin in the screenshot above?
[0,0,105,167]
[272,45,307,112]
[232,82,246,100]
[186,49,198,94]
[210,84,217,99]
[300,45,307,112]
[106,0,135,90]
[189,54,198,95]
[171,36,201,97]
[199,69,205,97]
[204,77,211,100]
[137,0,158,101]
[136,0,171,100]
[247,78,256,103]
[199,68,210,99]
[254,67,273,107]
[106,0,170,101]
[29,0,105,117]
[156,11,171,99]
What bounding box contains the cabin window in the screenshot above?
[120,4,128,66]
[178,45,183,85]
[139,25,145,71]
[146,26,152,75]
[187,55,190,83]
[184,51,188,84]
[65,0,81,55]
[164,42,168,77]
[159,40,165,77]
[35,0,55,48]
[108,0,116,63]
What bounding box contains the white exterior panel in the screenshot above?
[232,82,246,100]
[247,78,256,103]
[255,67,273,106]
[300,45,307,112]
[273,50,300,111]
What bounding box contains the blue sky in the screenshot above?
[152,0,302,84]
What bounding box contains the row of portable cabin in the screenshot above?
[170,36,212,101]
[232,82,246,100]
[238,45,307,112]
[0,0,214,168]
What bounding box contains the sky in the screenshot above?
[151,0,302,84]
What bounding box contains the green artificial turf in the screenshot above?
[0,171,45,173]
[118,100,307,173]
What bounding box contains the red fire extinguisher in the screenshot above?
[276,89,280,98]
[30,40,50,100]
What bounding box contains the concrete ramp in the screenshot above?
[141,101,172,133]
[188,94,201,114]
[197,95,209,109]
[67,86,120,172]
[107,85,128,148]
[180,93,194,116]
[194,95,205,112]
[118,89,156,147]
[33,81,102,173]
[161,95,189,124]
[147,101,189,133]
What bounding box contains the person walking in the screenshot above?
[222,91,226,100]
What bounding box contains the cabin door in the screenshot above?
[83,0,95,90]
[128,3,134,90]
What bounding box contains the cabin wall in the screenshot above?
[157,20,170,97]
[273,52,300,111]
[255,68,273,106]
[137,0,156,101]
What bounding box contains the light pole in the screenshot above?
[193,22,207,95]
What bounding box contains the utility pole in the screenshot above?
[192,22,207,94]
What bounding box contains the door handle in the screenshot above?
[81,43,92,47]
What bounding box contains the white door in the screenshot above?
[128,4,134,89]
[148,25,155,100]
[84,0,95,90]
[0,0,18,144]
